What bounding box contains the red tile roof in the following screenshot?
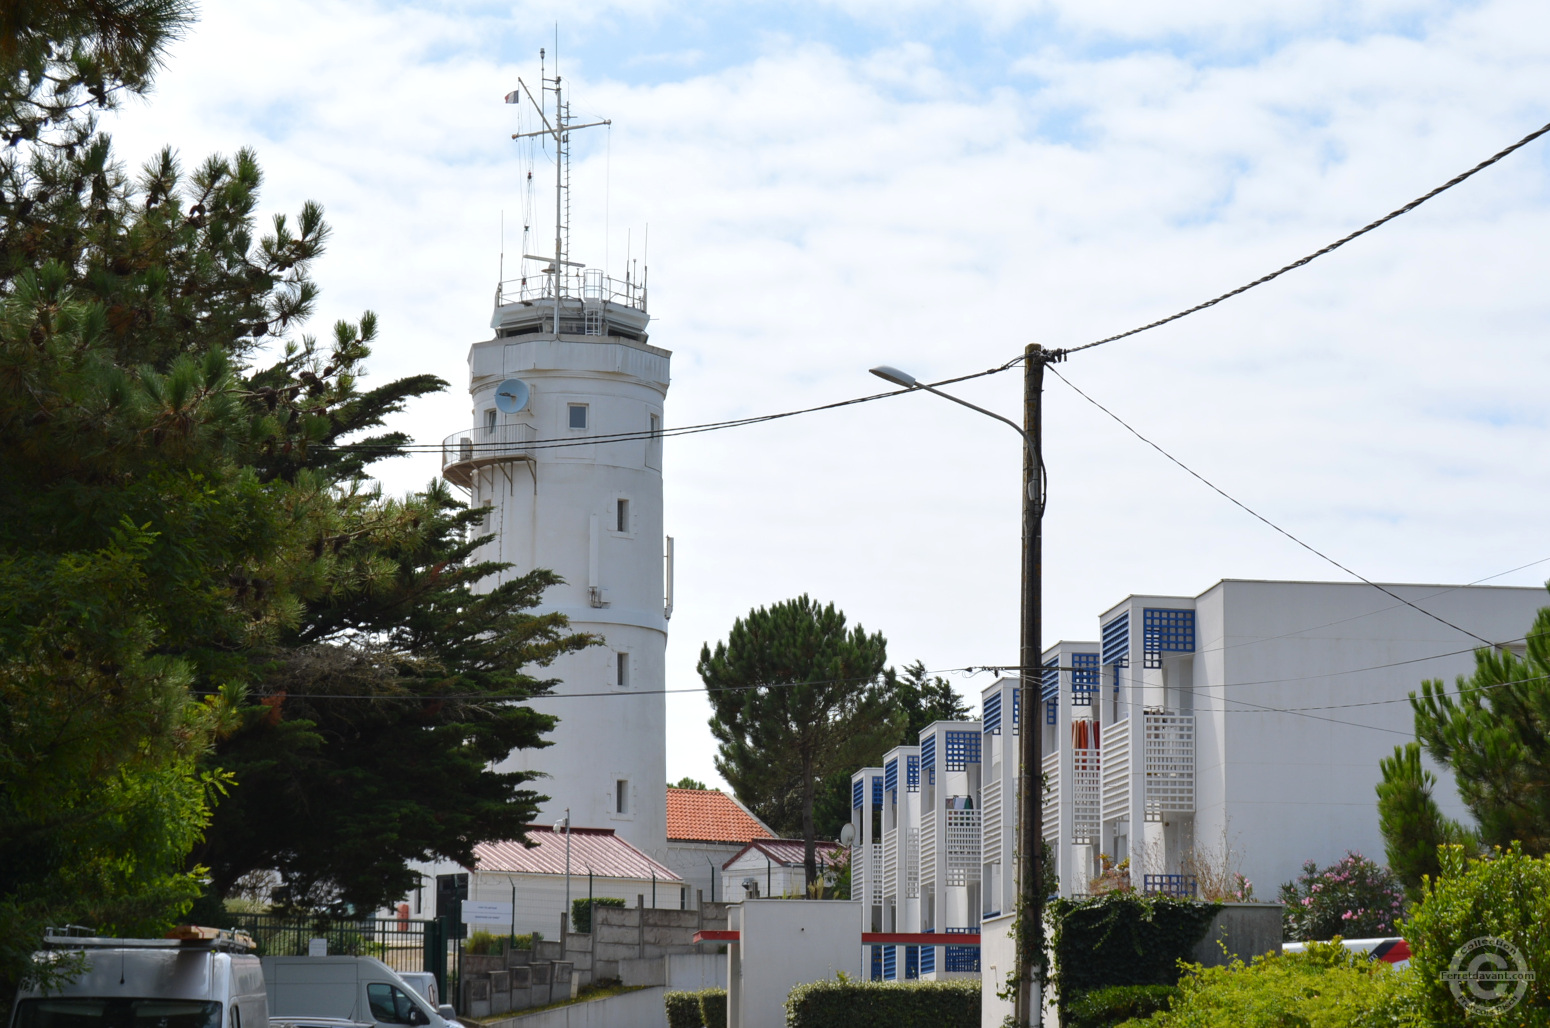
[473,827,680,881]
[666,788,774,845]
[722,838,845,871]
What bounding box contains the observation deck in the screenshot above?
[492,264,650,343]
[441,422,536,489]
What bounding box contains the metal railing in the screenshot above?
[497,267,646,314]
[441,422,537,485]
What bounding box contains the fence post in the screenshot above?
[426,917,448,1008]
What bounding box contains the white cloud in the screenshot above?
[107,0,1550,790]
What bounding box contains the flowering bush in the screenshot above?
[1278,852,1405,941]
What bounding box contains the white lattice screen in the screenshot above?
[1144,711,1194,818]
[1073,746,1101,844]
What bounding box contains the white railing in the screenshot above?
[497,266,646,313]
[1041,751,1060,841]
[1100,717,1131,825]
[1144,711,1195,817]
[868,842,884,905]
[441,422,537,485]
[945,806,981,886]
[1072,743,1101,844]
[906,828,921,899]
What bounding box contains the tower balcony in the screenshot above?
[494,267,650,342]
[441,422,537,489]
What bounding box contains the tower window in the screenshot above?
[568,403,588,430]
[616,779,629,814]
[616,498,630,533]
[616,652,629,688]
[484,408,497,434]
[647,414,662,469]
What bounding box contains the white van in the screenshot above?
[260,957,447,1028]
[9,930,267,1028]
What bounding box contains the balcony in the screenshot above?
[1099,711,1195,825]
[441,422,537,489]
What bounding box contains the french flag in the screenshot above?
[504,90,520,103]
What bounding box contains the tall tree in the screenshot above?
[887,660,973,741]
[1376,599,1550,895]
[701,596,901,886]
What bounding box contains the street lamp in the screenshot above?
[871,346,1054,1028]
[552,810,571,931]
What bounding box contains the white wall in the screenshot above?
[732,900,861,1028]
[979,913,1014,1028]
[395,863,685,938]
[664,840,741,905]
[483,984,667,1028]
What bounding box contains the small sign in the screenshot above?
[463,901,512,926]
[308,938,328,957]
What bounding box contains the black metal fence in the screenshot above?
[227,914,458,1006]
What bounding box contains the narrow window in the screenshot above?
[484,408,497,434]
[616,497,629,533]
[568,403,588,430]
[616,779,629,814]
[646,413,662,469]
[616,652,629,688]
[480,499,493,527]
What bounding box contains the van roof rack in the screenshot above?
[43,927,257,953]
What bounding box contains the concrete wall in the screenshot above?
[731,900,861,1028]
[979,913,1015,1028]
[1191,903,1282,967]
[483,985,667,1028]
[665,841,741,905]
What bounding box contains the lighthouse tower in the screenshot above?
[440,63,670,860]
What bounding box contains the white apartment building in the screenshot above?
[997,578,1544,902]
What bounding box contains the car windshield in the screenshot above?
[14,1000,223,1028]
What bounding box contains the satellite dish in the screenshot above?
[838,823,856,847]
[494,378,530,414]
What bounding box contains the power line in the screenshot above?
[1049,117,1550,359]
[1049,364,1498,648]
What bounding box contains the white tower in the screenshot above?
[440,60,671,860]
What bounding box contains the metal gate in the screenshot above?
[229,914,457,1006]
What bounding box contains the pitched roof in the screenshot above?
[722,838,845,871]
[473,827,680,882]
[666,787,774,845]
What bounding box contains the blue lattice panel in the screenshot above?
[1072,652,1100,705]
[1142,608,1195,669]
[885,758,898,795]
[944,730,981,770]
[920,735,936,772]
[872,777,883,808]
[983,691,1002,735]
[1143,874,1198,898]
[905,945,919,980]
[1102,611,1130,667]
[883,946,897,981]
[1041,657,1059,702]
[945,929,980,972]
[907,754,920,793]
[920,942,935,976]
[871,946,883,981]
[853,778,864,809]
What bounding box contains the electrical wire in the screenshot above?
[1048,117,1550,360]
[1048,364,1497,648]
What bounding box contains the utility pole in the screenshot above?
[1015,343,1050,1027]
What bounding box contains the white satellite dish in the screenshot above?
[494,378,530,414]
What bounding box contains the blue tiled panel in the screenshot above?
[1142,608,1195,668]
[920,734,936,772]
[905,946,919,979]
[871,946,883,981]
[907,755,920,793]
[885,758,898,795]
[944,731,981,770]
[853,778,864,809]
[983,692,1002,735]
[872,776,883,808]
[1072,652,1100,704]
[1012,688,1020,731]
[946,928,979,972]
[1046,698,1057,726]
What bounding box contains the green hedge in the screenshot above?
[665,990,702,1028]
[785,979,979,1028]
[1049,893,1219,1018]
[1065,984,1178,1028]
[570,896,626,933]
[698,988,727,1027]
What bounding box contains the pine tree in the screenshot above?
[700,596,901,887]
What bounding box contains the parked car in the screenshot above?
[1282,937,1411,968]
[9,928,267,1028]
[261,956,450,1028]
[394,973,462,1028]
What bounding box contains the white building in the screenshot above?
[663,787,775,906]
[721,839,845,902]
[1008,578,1545,901]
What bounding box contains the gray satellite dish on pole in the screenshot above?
[494,378,530,414]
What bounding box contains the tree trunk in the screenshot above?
[802,754,817,889]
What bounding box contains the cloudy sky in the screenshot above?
[111,0,1550,788]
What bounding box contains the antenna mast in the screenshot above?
[508,44,610,339]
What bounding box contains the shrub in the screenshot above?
[1134,941,1398,1028]
[698,988,727,1027]
[1049,893,1220,1013]
[1401,843,1550,1026]
[1278,852,1405,942]
[784,979,979,1028]
[464,930,501,955]
[1066,984,1179,1028]
[664,990,703,1028]
[570,896,626,933]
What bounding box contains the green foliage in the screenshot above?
[887,660,973,741]
[664,990,702,1028]
[784,979,979,1028]
[1278,852,1405,942]
[1048,893,1221,1011]
[701,595,900,885]
[671,777,711,790]
[465,930,501,956]
[1134,941,1401,1028]
[697,987,727,1028]
[1400,843,1550,1026]
[571,896,626,934]
[1065,984,1178,1028]
[1378,600,1550,896]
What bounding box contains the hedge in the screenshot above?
[1048,893,1220,1014]
[1065,984,1179,1028]
[664,988,726,1028]
[785,979,979,1028]
[570,896,626,933]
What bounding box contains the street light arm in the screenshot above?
[915,383,1030,446]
